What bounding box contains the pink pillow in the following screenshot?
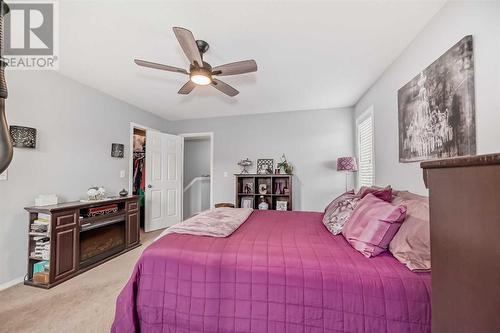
[389,191,430,271]
[357,185,393,202]
[343,193,407,257]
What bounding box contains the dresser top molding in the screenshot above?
[421,153,500,170]
[25,196,140,213]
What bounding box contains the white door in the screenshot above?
[145,131,182,232]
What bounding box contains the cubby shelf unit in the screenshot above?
[235,174,293,211]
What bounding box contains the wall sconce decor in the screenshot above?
[111,143,124,158]
[10,126,37,148]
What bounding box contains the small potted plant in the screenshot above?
[277,154,294,174]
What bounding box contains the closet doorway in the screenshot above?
[180,132,214,220]
[129,123,183,232]
[131,126,146,229]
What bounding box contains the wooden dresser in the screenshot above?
[421,153,500,333]
[24,196,140,288]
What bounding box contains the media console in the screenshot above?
[24,196,140,288]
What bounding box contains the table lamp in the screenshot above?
[337,157,358,192]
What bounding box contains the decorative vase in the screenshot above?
[258,196,269,210]
[276,182,282,195]
[119,188,129,197]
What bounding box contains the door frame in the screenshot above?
[179,132,214,220]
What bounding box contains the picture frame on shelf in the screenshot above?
[257,159,274,174]
[243,182,253,194]
[241,197,254,209]
[276,201,288,211]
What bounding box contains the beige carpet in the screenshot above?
[0,229,163,333]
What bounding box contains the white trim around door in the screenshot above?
[180,132,214,220]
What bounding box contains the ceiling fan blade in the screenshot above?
[212,60,257,76]
[134,59,187,74]
[172,27,203,67]
[211,78,239,97]
[178,81,196,95]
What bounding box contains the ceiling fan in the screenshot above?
[134,27,257,97]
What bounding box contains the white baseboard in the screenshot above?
[0,276,24,291]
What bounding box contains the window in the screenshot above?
[356,108,374,188]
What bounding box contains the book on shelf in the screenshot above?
[29,232,49,237]
[30,220,50,235]
[31,235,51,260]
[37,213,51,221]
[33,260,49,274]
[31,252,50,260]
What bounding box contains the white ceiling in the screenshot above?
[58,0,445,120]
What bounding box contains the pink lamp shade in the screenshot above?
[337,157,358,172]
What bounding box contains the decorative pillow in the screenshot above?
[343,193,407,257]
[357,185,393,202]
[324,190,354,213]
[322,191,359,235]
[389,191,431,271]
[323,197,360,235]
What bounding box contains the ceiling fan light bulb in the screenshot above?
[190,74,212,85]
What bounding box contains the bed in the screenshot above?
[112,210,431,333]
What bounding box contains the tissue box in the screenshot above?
[35,194,58,207]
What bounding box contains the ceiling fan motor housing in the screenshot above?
[190,62,212,75]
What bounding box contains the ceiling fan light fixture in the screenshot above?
[190,66,212,85]
[190,73,212,85]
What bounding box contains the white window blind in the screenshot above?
[357,113,374,188]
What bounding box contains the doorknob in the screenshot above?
[147,184,152,188]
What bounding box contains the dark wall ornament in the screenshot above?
[111,143,124,158]
[10,126,36,148]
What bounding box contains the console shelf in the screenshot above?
[24,196,140,289]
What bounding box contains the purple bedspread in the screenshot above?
[112,210,431,333]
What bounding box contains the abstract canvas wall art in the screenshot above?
[398,35,476,163]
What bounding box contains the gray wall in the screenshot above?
[0,71,169,286]
[183,139,210,187]
[354,1,500,194]
[170,107,355,212]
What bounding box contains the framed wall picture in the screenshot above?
[111,143,125,158]
[257,159,274,174]
[276,200,288,211]
[398,35,476,162]
[241,197,254,209]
